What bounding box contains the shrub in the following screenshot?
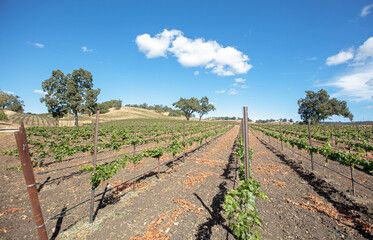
[0,110,8,121]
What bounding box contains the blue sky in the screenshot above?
[1,0,373,121]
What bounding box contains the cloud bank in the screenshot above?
[136,29,252,76]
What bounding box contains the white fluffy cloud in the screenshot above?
[361,4,373,17]
[136,29,252,76]
[326,62,373,102]
[33,89,47,95]
[136,29,181,58]
[325,36,373,102]
[326,37,373,66]
[326,49,354,66]
[355,37,373,62]
[81,46,93,52]
[215,90,226,94]
[27,41,44,48]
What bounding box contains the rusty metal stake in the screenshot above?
[14,123,48,240]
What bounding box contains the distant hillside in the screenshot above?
[3,107,186,127]
[4,110,54,127]
[99,107,171,120]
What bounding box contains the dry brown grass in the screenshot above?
[254,163,288,175]
[193,157,224,168]
[108,180,148,198]
[0,207,23,215]
[130,199,203,240]
[284,194,372,235]
[98,107,171,121]
[263,178,286,187]
[182,171,217,189]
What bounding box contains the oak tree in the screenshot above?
[0,90,24,113]
[41,68,100,126]
[297,89,353,123]
[197,96,216,121]
[6,94,25,113]
[0,91,10,109]
[172,97,200,121]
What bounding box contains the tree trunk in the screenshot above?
[186,115,190,121]
[199,115,202,121]
[74,110,79,127]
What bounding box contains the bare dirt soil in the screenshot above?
[251,129,373,240]
[0,126,239,240]
[0,125,372,240]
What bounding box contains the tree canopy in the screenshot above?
[172,97,200,121]
[0,90,24,113]
[40,68,100,126]
[97,99,122,114]
[197,96,216,121]
[0,91,10,109]
[173,97,216,120]
[297,89,353,123]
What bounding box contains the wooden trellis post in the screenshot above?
[183,121,185,162]
[242,107,250,179]
[279,121,283,151]
[308,120,314,171]
[90,111,99,223]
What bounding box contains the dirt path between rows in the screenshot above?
[49,125,240,239]
[250,128,372,239]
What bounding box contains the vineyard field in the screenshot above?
[0,120,372,239]
[0,119,236,239]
